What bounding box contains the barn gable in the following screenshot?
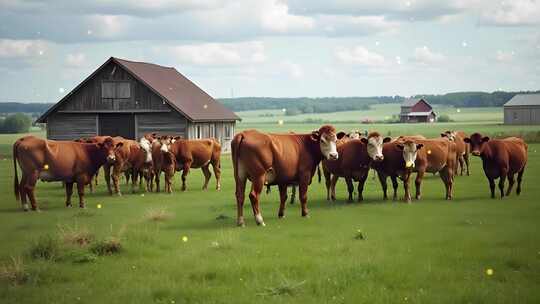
[399,98,436,123]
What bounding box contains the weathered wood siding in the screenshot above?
[57,61,170,112]
[135,112,187,138]
[187,121,235,153]
[504,106,540,125]
[47,113,97,140]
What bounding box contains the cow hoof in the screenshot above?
[278,213,285,219]
[34,208,41,212]
[66,203,72,208]
[255,214,265,226]
[117,192,122,197]
[79,205,86,209]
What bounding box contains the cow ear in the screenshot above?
[174,136,181,141]
[416,144,424,150]
[397,144,404,150]
[383,137,391,143]
[97,143,104,148]
[361,138,368,144]
[310,131,320,141]
[115,142,124,149]
[440,133,446,137]
[482,136,490,142]
[337,132,346,139]
[464,137,471,143]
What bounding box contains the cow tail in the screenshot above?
[317,165,321,183]
[13,141,20,201]
[231,133,244,183]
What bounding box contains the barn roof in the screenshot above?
[402,98,429,107]
[36,57,240,123]
[504,94,540,107]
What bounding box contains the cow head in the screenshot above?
[97,137,119,163]
[397,140,424,169]
[361,132,391,162]
[464,133,489,156]
[139,137,153,163]
[440,131,457,141]
[158,136,173,153]
[311,125,342,160]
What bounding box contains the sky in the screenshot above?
[0,0,539,102]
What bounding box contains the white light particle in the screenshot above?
[38,50,44,56]
[395,56,402,65]
[282,108,286,112]
[59,88,65,93]
[375,41,380,46]
[87,30,93,35]
[462,41,468,47]
[405,1,412,7]
[203,104,208,109]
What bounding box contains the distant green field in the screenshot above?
[1,113,540,303]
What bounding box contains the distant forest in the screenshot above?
[1,90,538,115]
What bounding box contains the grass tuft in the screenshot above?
[57,223,94,246]
[72,252,99,264]
[28,235,60,261]
[257,277,306,297]
[91,237,122,256]
[0,256,29,285]
[144,207,173,222]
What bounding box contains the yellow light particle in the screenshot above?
[427,150,432,155]
[278,120,284,125]
[181,236,188,242]
[486,268,493,276]
[97,204,102,209]
[43,164,49,170]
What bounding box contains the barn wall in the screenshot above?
[187,121,235,153]
[47,113,97,140]
[135,112,187,139]
[57,61,170,112]
[504,106,540,125]
[411,101,432,113]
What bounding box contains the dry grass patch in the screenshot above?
[28,235,60,261]
[0,256,29,285]
[144,207,173,222]
[57,223,94,246]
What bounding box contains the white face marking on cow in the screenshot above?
[139,137,153,163]
[320,134,338,160]
[367,136,384,161]
[401,142,421,168]
[160,143,169,153]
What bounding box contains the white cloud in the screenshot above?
[65,53,88,68]
[317,15,399,36]
[280,61,304,78]
[495,50,515,62]
[164,41,266,67]
[0,39,48,58]
[480,0,540,26]
[335,46,387,67]
[411,46,446,64]
[260,1,314,32]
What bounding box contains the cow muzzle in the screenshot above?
[405,161,415,168]
[328,152,338,160]
[107,155,116,163]
[374,155,384,162]
[471,151,480,156]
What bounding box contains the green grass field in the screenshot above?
[1,113,540,303]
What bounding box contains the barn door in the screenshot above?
[98,114,135,139]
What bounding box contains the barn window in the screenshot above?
[513,111,518,120]
[224,125,231,139]
[101,81,131,99]
[196,125,201,139]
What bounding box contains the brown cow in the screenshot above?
[441,130,470,176]
[464,133,527,198]
[161,137,221,192]
[232,125,340,227]
[322,132,390,202]
[109,139,153,195]
[399,138,457,201]
[13,136,117,211]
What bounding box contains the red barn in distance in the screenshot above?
[399,98,437,123]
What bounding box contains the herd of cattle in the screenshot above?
[12,125,528,227]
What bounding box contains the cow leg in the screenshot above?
[377,171,388,200]
[266,185,271,194]
[201,165,212,191]
[415,171,425,200]
[154,170,161,192]
[298,180,309,217]
[499,169,508,199]
[516,168,525,195]
[104,165,113,195]
[357,172,369,202]
[112,167,122,196]
[25,171,39,211]
[289,186,296,205]
[391,176,399,201]
[402,172,412,203]
[506,173,515,196]
[464,153,470,176]
[181,163,191,191]
[278,184,288,218]
[458,156,465,176]
[439,168,452,200]
[95,170,99,186]
[65,182,74,207]
[488,177,496,199]
[248,176,265,226]
[88,176,94,193]
[211,159,221,191]
[330,175,339,201]
[131,169,138,193]
[124,171,130,186]
[345,177,354,202]
[76,182,86,208]
[165,170,174,194]
[324,169,332,201]
[19,174,29,211]
[235,172,248,228]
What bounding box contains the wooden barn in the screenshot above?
[503,94,540,125]
[399,98,436,123]
[36,57,240,152]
